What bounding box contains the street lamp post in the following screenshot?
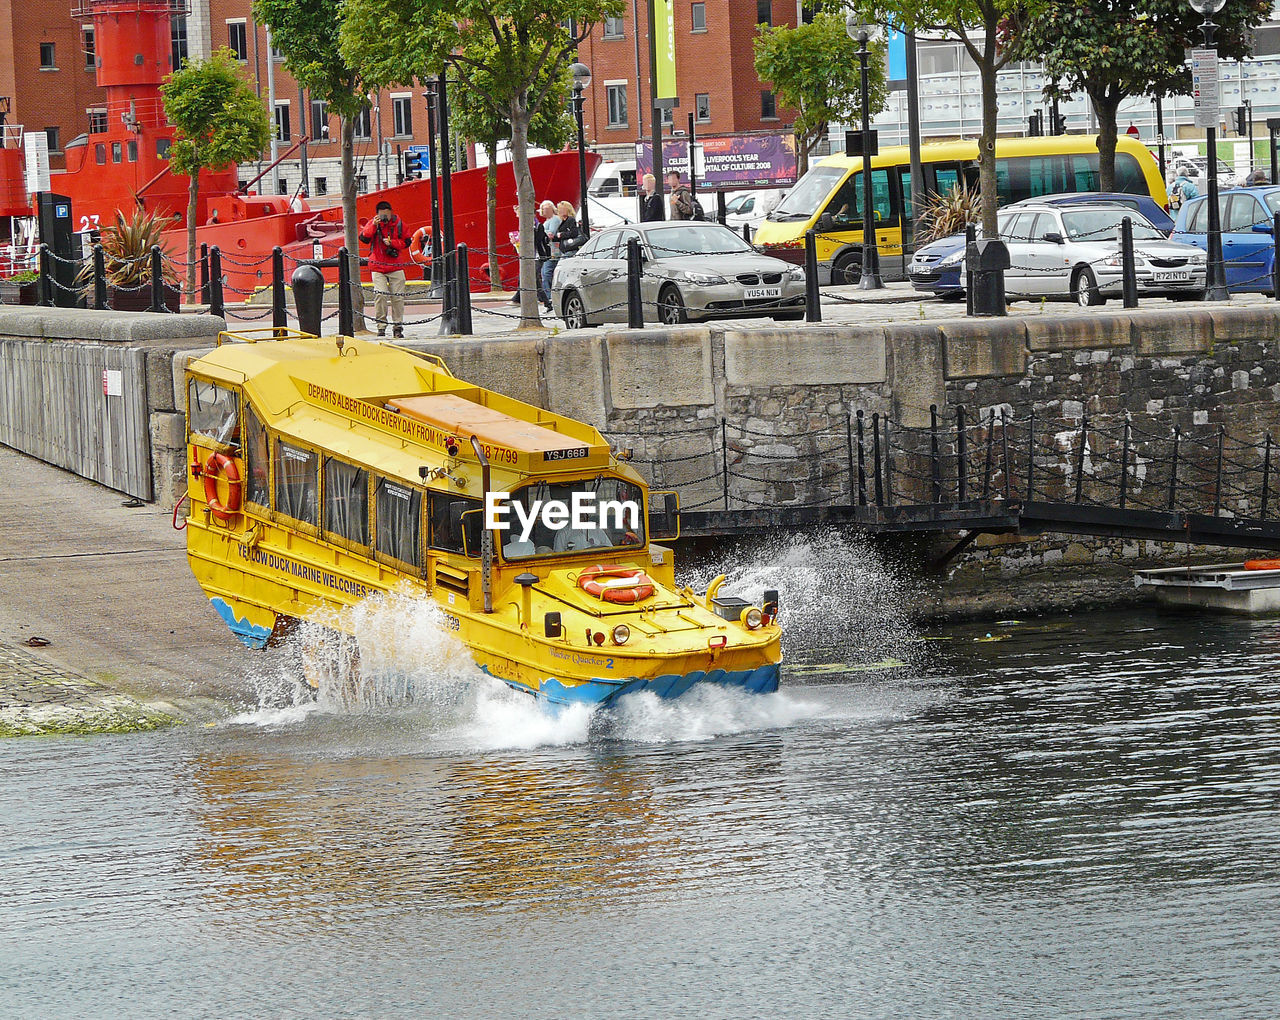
[846,16,883,289]
[570,61,591,237]
[1191,0,1229,301]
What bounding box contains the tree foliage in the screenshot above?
[1015,0,1269,191]
[340,0,623,327]
[753,12,888,174]
[161,48,271,298]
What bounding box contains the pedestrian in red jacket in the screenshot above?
[360,200,409,337]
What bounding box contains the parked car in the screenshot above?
[999,202,1206,305]
[1012,191,1175,234]
[1170,185,1280,293]
[1170,154,1241,192]
[723,189,786,238]
[553,221,807,328]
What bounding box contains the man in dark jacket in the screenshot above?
[639,173,664,222]
[666,170,695,220]
[359,200,408,337]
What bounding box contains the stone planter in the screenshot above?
[108,283,180,313]
[0,280,39,305]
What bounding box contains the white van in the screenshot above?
[724,189,786,238]
[588,160,637,198]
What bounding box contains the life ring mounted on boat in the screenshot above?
[1244,559,1280,571]
[203,451,243,524]
[578,564,656,604]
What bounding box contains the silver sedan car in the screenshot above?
[998,203,1207,306]
[552,221,807,328]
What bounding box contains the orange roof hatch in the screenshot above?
[386,393,587,455]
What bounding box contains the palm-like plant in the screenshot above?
[916,182,982,243]
[95,208,181,288]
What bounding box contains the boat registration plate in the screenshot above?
[1154,270,1190,282]
[744,286,782,299]
[544,447,589,461]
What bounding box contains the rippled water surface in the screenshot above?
[5,593,1280,1016]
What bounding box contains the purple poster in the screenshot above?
[635,132,797,189]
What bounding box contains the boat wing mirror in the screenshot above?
[544,611,562,638]
[458,506,483,558]
[649,490,680,541]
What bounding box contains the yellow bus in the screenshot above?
[753,135,1168,284]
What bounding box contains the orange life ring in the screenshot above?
[578,563,656,604]
[203,451,242,523]
[1244,559,1280,571]
[410,226,433,267]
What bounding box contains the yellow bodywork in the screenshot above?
[184,329,782,706]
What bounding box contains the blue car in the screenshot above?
[1171,185,1280,293]
[909,192,1177,298]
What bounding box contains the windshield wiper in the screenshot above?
[770,211,811,221]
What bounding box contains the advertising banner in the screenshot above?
[653,0,677,98]
[635,133,797,189]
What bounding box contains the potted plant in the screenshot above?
[77,208,182,312]
[0,269,41,305]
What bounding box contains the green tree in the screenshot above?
[1016,0,1268,192]
[254,0,394,327]
[449,43,573,292]
[754,12,888,175]
[341,0,623,327]
[848,0,1037,237]
[161,49,272,300]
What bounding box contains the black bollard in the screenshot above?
[200,242,209,305]
[626,237,644,328]
[1274,212,1280,301]
[271,246,287,333]
[456,243,473,335]
[92,243,108,310]
[290,263,325,337]
[149,245,166,313]
[804,229,821,322]
[337,245,354,337]
[1120,216,1138,308]
[964,223,976,317]
[209,246,224,319]
[37,244,53,306]
[742,223,752,244]
[438,249,458,335]
[968,238,1009,317]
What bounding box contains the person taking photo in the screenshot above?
[359,200,409,338]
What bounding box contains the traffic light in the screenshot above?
[404,149,423,179]
[1028,111,1043,137]
[1235,105,1248,136]
[1052,110,1067,135]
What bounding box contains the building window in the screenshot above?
[277,178,288,195]
[39,42,56,69]
[87,109,107,134]
[310,100,329,141]
[392,95,412,137]
[269,39,285,62]
[227,21,247,62]
[315,176,328,195]
[691,3,706,31]
[355,174,369,193]
[660,105,674,126]
[695,93,710,122]
[171,17,188,70]
[603,16,624,38]
[273,102,291,142]
[157,137,171,159]
[354,106,372,141]
[82,27,95,69]
[761,90,776,119]
[757,0,772,26]
[44,127,60,152]
[606,83,628,127]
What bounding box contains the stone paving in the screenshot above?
[0,639,178,737]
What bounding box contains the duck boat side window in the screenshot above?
[188,378,239,446]
[501,478,646,560]
[275,441,318,526]
[324,458,370,548]
[429,493,480,556]
[243,406,269,507]
[375,477,423,569]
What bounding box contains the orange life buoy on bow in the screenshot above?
[1244,559,1280,571]
[410,226,433,268]
[203,451,243,523]
[578,564,656,604]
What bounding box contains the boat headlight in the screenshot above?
[611,624,631,645]
[741,607,763,630]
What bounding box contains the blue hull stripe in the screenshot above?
[210,597,273,650]
[490,662,781,707]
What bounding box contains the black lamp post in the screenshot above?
[846,15,883,289]
[428,75,459,332]
[1191,0,1229,301]
[570,61,591,237]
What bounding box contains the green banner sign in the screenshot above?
[654,0,677,99]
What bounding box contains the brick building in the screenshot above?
[575,0,799,159]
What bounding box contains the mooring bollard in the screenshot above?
[965,223,976,317]
[272,246,287,333]
[438,249,458,335]
[337,246,354,337]
[804,229,821,323]
[1273,212,1280,301]
[1120,216,1138,309]
[200,242,210,306]
[456,243,473,336]
[149,245,166,313]
[290,263,325,337]
[742,223,752,245]
[209,246,224,319]
[37,244,53,307]
[92,243,108,310]
[626,237,644,328]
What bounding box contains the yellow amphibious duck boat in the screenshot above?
[183,329,782,706]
